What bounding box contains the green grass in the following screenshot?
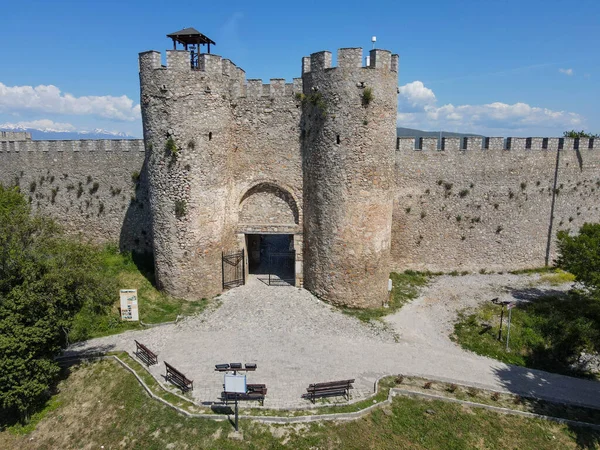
[69,245,209,341]
[1,359,594,449]
[509,266,557,275]
[342,271,430,322]
[453,290,600,378]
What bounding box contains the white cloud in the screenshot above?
[0,119,75,132]
[397,80,584,133]
[559,68,574,76]
[0,82,141,121]
[398,81,436,112]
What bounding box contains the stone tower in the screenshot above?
[301,49,399,308]
[139,50,242,299]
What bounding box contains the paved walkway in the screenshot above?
[67,275,600,410]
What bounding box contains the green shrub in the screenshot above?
[361,87,373,106]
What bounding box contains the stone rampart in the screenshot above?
[392,138,600,272]
[0,138,151,252]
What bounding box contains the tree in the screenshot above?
[0,185,114,422]
[563,130,600,139]
[556,223,600,294]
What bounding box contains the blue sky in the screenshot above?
[0,0,598,137]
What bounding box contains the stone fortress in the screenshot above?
[1,30,599,308]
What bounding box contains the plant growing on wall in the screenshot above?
[174,199,187,219]
[302,92,328,118]
[50,187,59,204]
[361,87,373,106]
[166,137,179,157]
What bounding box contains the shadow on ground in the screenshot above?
[493,364,600,449]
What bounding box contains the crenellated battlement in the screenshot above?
[301,48,399,74]
[0,139,144,153]
[139,50,302,99]
[397,136,599,152]
[0,131,32,141]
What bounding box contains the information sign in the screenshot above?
[224,374,247,394]
[120,289,139,321]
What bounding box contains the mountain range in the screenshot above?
[0,127,138,140]
[0,125,479,141]
[397,127,482,138]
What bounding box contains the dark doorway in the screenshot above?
[246,234,295,286]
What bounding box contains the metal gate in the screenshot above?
[265,251,295,286]
[222,249,245,289]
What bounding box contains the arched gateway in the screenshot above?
[236,182,302,287]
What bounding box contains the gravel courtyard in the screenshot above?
[67,273,600,409]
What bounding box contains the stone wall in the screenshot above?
[392,137,600,272]
[0,138,151,252]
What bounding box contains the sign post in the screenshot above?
[506,302,515,351]
[224,374,247,431]
[119,289,139,321]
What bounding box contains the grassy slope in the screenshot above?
[69,246,208,341]
[453,272,600,378]
[1,360,592,449]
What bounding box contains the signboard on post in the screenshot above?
[224,374,247,431]
[224,374,247,393]
[120,289,139,321]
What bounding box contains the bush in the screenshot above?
[557,223,600,294]
[0,184,113,423]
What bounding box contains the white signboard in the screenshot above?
[120,289,139,321]
[224,374,247,394]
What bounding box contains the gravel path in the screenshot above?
[67,273,600,410]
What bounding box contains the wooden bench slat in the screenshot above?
[303,379,354,403]
[164,362,193,391]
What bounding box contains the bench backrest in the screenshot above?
[310,379,355,389]
[135,340,156,355]
[165,361,187,379]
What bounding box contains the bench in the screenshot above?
[247,383,267,395]
[134,340,158,366]
[164,362,193,391]
[222,390,266,406]
[301,379,355,404]
[221,383,267,406]
[214,363,257,372]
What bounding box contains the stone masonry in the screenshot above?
[1,39,599,308]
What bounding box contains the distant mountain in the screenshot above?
[397,127,482,138]
[0,127,138,140]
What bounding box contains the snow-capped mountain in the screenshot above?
[0,125,139,140]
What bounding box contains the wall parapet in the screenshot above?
[396,136,599,152]
[0,131,32,141]
[139,50,301,98]
[302,48,399,74]
[0,139,145,153]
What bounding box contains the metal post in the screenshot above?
[506,307,513,352]
[498,305,504,341]
[242,249,245,285]
[234,394,239,431]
